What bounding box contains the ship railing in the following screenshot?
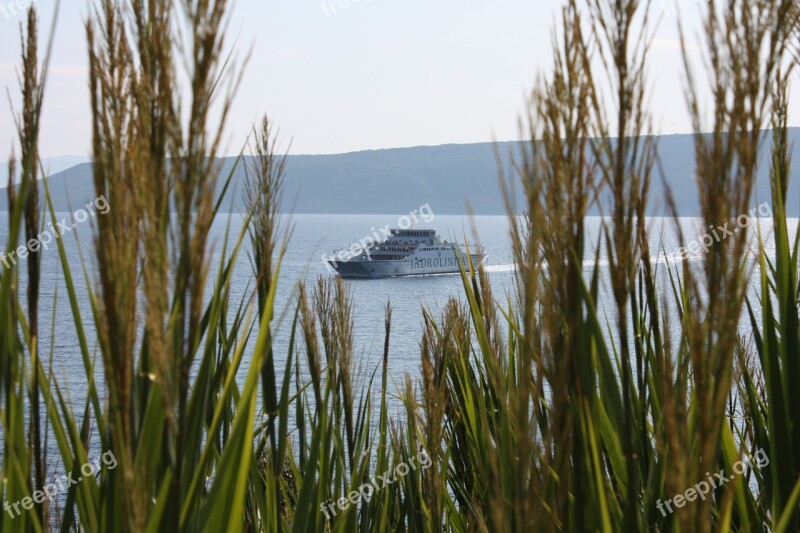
[458,243,485,254]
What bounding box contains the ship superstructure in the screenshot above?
[328,228,486,279]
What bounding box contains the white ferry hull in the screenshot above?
[327,227,486,279]
[331,252,486,279]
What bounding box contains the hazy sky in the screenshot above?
[0,0,797,160]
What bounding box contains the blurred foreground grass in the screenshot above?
[1,0,800,531]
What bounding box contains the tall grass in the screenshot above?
[0,0,799,531]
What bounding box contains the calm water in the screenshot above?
[0,214,516,421]
[0,212,786,469]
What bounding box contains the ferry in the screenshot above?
[328,228,486,279]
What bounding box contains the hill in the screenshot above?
[1,131,797,216]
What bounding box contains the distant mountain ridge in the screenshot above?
[0,156,91,188]
[1,131,798,216]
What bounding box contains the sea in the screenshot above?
[0,212,786,479]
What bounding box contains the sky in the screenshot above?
[0,0,797,162]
